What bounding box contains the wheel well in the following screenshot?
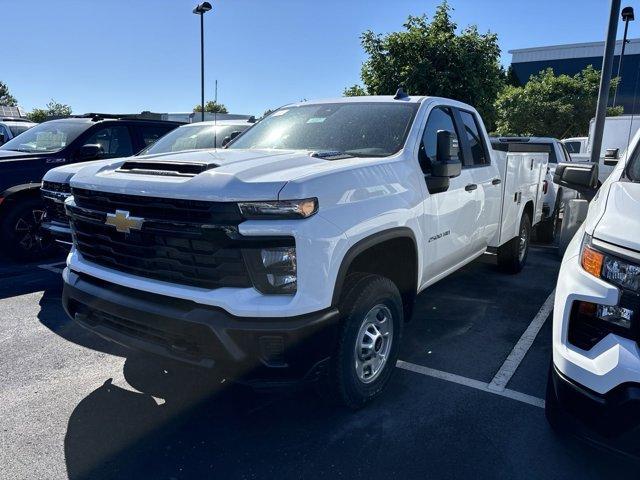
[338,236,418,321]
[0,186,41,217]
[523,200,534,224]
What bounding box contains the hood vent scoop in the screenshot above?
[117,161,218,177]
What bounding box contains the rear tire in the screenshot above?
[497,212,531,274]
[0,197,56,261]
[317,273,403,409]
[537,197,561,244]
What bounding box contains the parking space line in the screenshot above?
[396,360,545,409]
[38,261,66,274]
[487,289,555,392]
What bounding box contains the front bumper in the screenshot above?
[549,365,640,454]
[62,269,341,383]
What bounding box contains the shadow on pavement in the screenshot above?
[63,353,330,480]
[37,288,129,358]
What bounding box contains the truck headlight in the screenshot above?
[238,198,318,220]
[580,234,640,292]
[244,246,297,294]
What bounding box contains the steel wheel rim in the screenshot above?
[354,304,394,384]
[518,223,528,262]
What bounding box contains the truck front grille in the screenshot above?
[41,182,71,224]
[68,188,254,289]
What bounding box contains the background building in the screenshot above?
[510,39,640,114]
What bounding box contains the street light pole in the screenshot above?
[193,2,212,123]
[612,6,635,107]
[591,0,622,164]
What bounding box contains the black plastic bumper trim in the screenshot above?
[62,271,340,377]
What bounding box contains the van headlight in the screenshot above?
[244,245,297,294]
[581,234,640,292]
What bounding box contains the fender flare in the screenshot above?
[0,183,42,213]
[331,226,419,306]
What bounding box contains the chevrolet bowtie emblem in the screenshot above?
[105,210,144,233]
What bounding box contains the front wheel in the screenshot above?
[497,212,531,274]
[0,197,56,261]
[318,273,403,409]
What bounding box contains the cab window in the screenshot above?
[458,110,489,166]
[82,126,134,158]
[418,107,462,174]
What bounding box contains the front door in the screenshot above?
[419,106,478,283]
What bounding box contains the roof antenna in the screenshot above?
[394,85,409,100]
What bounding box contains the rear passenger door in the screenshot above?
[454,108,501,251]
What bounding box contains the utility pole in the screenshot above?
[612,6,635,107]
[591,0,622,164]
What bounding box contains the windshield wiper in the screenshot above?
[310,150,355,160]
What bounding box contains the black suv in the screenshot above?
[0,114,181,260]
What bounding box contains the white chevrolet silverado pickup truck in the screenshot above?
[61,94,546,407]
[546,127,640,453]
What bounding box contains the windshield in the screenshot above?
[0,121,87,153]
[628,146,640,181]
[139,123,251,155]
[228,102,419,157]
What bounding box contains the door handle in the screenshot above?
[465,183,477,192]
[492,178,501,185]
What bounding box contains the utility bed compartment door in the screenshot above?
[490,151,548,247]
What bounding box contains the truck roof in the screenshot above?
[285,95,428,107]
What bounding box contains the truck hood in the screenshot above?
[44,159,111,184]
[69,148,330,201]
[593,180,640,252]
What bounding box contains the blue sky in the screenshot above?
[3,0,630,116]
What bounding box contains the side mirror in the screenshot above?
[553,162,599,201]
[77,144,103,160]
[426,130,462,194]
[0,132,5,145]
[221,130,242,148]
[604,148,619,166]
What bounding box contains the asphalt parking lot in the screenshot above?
[1,245,637,479]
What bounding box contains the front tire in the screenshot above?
[497,212,531,274]
[0,197,55,261]
[319,273,403,409]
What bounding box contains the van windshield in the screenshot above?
[228,102,419,157]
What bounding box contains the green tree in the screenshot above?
[193,101,228,113]
[347,1,504,128]
[343,84,367,97]
[0,81,17,106]
[494,66,623,138]
[27,99,72,123]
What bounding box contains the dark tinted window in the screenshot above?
[229,103,418,158]
[82,126,133,158]
[139,125,174,147]
[418,107,462,174]
[564,141,582,154]
[459,110,488,166]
